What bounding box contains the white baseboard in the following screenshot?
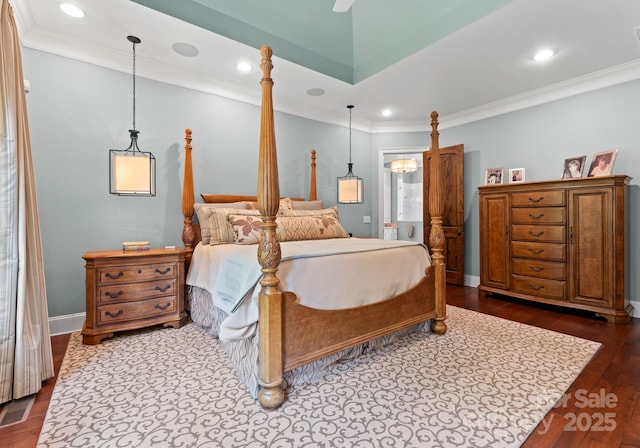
[48,312,85,336]
[464,275,480,288]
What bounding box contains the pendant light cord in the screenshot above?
[132,39,136,131]
[347,104,354,164]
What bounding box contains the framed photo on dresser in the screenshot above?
[562,156,586,179]
[509,168,525,183]
[587,149,618,177]
[484,167,504,185]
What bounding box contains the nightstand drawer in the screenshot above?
[98,297,177,325]
[98,262,177,285]
[98,278,176,304]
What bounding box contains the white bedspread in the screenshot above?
[187,238,431,341]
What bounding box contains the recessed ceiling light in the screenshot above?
[533,48,554,62]
[381,109,393,117]
[172,42,199,57]
[237,62,252,72]
[59,3,85,18]
[306,88,325,96]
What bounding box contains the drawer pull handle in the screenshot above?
[529,196,544,203]
[105,309,124,318]
[105,271,124,280]
[528,213,545,219]
[155,267,171,275]
[528,248,544,254]
[154,302,171,311]
[529,231,544,237]
[155,285,171,293]
[529,283,545,291]
[529,266,544,272]
[105,290,124,298]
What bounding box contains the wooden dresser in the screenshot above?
[478,175,632,323]
[82,248,189,344]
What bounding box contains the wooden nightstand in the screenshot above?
[81,248,189,344]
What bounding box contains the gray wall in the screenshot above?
[23,47,640,318]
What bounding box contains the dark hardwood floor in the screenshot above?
[1,285,638,448]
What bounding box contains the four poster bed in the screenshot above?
[181,46,447,410]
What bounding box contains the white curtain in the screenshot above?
[0,0,53,404]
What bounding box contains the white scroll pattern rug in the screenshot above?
[37,306,601,447]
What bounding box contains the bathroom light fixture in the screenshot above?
[337,105,363,204]
[391,159,418,173]
[109,36,156,196]
[60,3,84,18]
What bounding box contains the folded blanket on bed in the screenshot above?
[214,238,423,313]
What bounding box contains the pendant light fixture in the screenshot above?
[109,35,156,196]
[337,105,363,204]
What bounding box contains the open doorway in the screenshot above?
[377,148,426,242]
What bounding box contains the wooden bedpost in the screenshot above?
[309,149,317,201]
[182,128,195,268]
[428,111,448,335]
[256,46,285,410]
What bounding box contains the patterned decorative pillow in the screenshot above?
[291,200,324,210]
[244,197,293,212]
[207,208,260,245]
[194,202,248,245]
[279,206,338,218]
[229,213,349,245]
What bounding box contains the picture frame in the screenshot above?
[561,156,587,179]
[509,168,525,183]
[587,149,618,177]
[484,167,504,185]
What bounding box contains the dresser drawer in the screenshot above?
[511,225,565,243]
[512,259,566,280]
[512,207,565,225]
[512,242,566,261]
[98,297,177,325]
[512,275,566,299]
[98,279,176,305]
[511,190,565,207]
[98,262,177,285]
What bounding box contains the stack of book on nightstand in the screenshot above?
[122,241,151,251]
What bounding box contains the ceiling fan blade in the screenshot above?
[333,0,355,13]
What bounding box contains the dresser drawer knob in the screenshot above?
[529,230,544,237]
[154,302,171,310]
[155,267,171,275]
[105,309,124,318]
[105,271,124,280]
[529,283,545,291]
[528,248,544,254]
[155,285,171,293]
[528,213,545,219]
[105,290,124,298]
[529,266,545,272]
[529,196,544,203]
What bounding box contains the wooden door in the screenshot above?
[568,188,613,307]
[479,192,510,290]
[423,144,465,285]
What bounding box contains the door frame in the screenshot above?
[377,146,428,239]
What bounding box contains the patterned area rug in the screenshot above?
[37,306,601,447]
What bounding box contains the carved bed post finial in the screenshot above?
[256,45,285,410]
[428,111,447,335]
[182,128,195,268]
[310,149,317,201]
